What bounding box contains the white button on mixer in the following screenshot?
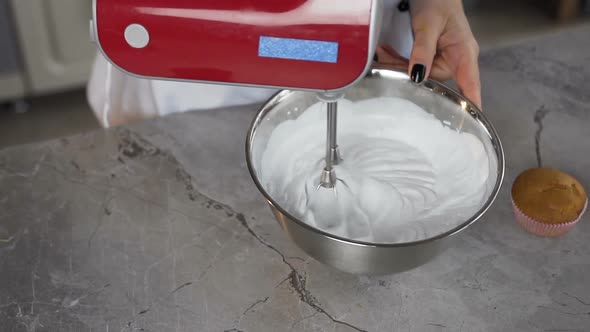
[124,24,150,49]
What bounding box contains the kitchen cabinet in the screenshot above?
[8,0,95,95]
[0,0,25,101]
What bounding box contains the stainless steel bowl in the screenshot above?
[246,69,505,275]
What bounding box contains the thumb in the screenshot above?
[408,11,445,83]
[454,44,482,109]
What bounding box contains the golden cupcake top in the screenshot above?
[512,168,587,224]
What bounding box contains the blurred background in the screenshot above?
[0,0,589,148]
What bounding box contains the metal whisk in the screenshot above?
[318,101,342,189]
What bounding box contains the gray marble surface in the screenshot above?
[1,26,590,332]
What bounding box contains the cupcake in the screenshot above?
[512,168,587,237]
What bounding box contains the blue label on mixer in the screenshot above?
[258,36,339,63]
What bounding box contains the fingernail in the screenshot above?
[398,0,410,12]
[373,53,379,62]
[411,64,426,83]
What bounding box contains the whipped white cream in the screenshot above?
[260,97,490,243]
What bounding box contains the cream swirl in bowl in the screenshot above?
[260,97,490,244]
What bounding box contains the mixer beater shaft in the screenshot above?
[319,101,342,189]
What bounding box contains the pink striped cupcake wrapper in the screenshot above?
[511,199,588,237]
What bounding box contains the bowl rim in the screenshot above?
[245,68,506,248]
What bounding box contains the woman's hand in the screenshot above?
[377,0,481,108]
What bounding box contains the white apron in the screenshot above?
[87,0,413,127]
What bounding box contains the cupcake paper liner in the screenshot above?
[512,199,588,237]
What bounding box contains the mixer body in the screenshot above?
[92,0,383,92]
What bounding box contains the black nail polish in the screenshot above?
[411,64,426,83]
[373,53,379,62]
[398,0,410,12]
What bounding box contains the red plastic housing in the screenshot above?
[94,0,376,91]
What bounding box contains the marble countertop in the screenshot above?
[1,26,590,332]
